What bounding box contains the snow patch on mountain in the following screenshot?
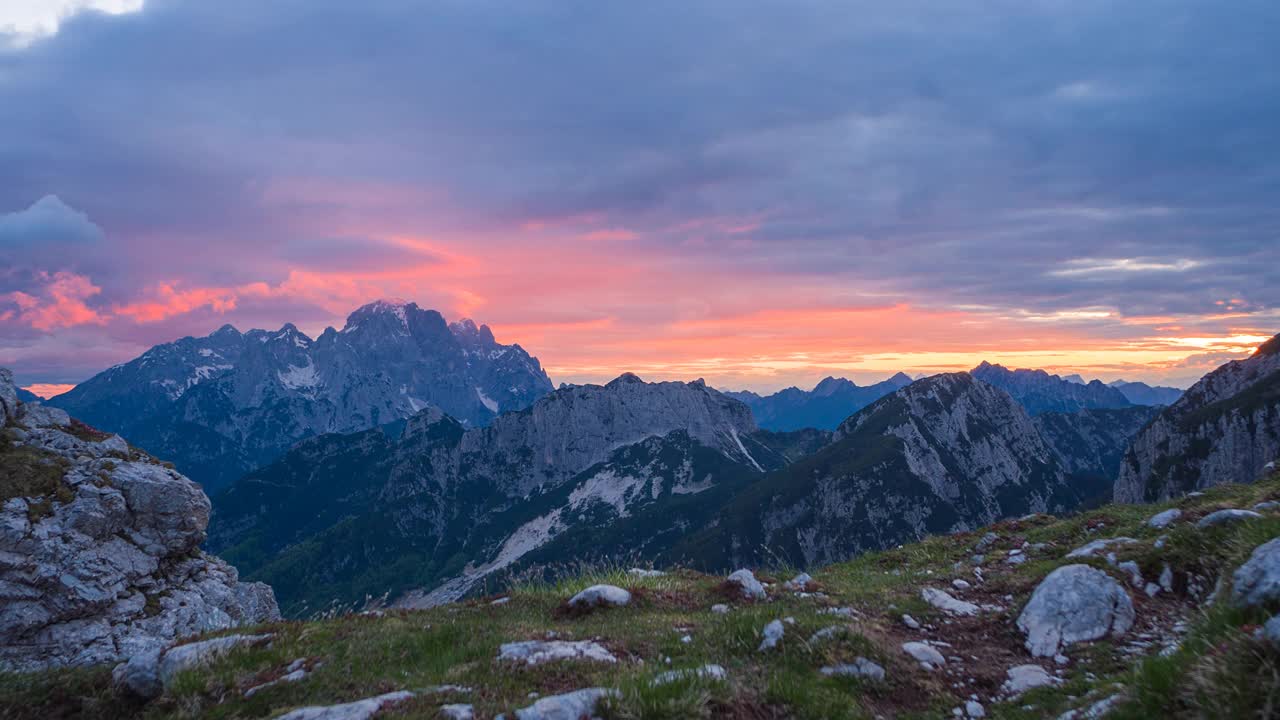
[476,387,499,413]
[568,469,647,517]
[277,360,320,390]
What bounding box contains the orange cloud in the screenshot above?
[22,383,76,399]
[113,283,242,322]
[2,271,106,330]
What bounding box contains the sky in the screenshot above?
[2,1,1278,396]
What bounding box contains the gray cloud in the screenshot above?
[0,0,1278,382]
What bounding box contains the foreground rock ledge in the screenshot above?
[0,368,280,672]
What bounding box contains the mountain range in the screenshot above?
[208,374,789,614]
[723,373,914,431]
[209,367,1160,614]
[45,300,554,491]
[1107,379,1184,406]
[728,367,1179,432]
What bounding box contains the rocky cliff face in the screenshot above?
[48,300,554,491]
[1114,334,1280,503]
[971,362,1134,415]
[724,373,913,431]
[1033,406,1161,502]
[672,373,1080,569]
[0,369,278,672]
[209,375,773,614]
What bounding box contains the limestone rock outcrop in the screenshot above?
[0,369,279,672]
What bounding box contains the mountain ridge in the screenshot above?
[46,300,555,491]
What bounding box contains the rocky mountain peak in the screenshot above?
[607,372,646,386]
[1256,332,1280,357]
[1115,332,1280,502]
[49,301,556,491]
[888,372,914,385]
[970,361,1132,415]
[211,323,242,338]
[450,318,497,347]
[812,376,855,396]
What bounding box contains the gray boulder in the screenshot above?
[1146,509,1182,528]
[567,584,631,609]
[1018,564,1135,657]
[1002,664,1060,696]
[921,587,979,616]
[1264,615,1280,647]
[1197,509,1263,529]
[820,658,885,681]
[274,691,416,720]
[1232,538,1280,608]
[114,633,275,698]
[727,569,767,600]
[1066,537,1138,558]
[498,640,616,665]
[758,619,785,651]
[514,688,618,720]
[902,641,945,668]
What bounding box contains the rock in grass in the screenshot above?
[513,688,618,720]
[1018,565,1134,657]
[1146,508,1182,528]
[275,691,415,720]
[1197,509,1263,529]
[820,658,885,681]
[1066,538,1138,558]
[902,614,921,630]
[441,705,474,720]
[965,699,986,717]
[158,634,275,687]
[1264,615,1280,647]
[808,626,844,644]
[901,641,945,669]
[628,568,666,578]
[652,664,727,685]
[758,619,785,651]
[114,633,275,699]
[567,584,631,609]
[245,660,309,698]
[921,588,979,616]
[1001,664,1059,696]
[726,569,767,600]
[498,640,616,665]
[1232,538,1280,608]
[1254,501,1280,512]
[784,572,814,591]
[710,603,730,614]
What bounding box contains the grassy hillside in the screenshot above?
[5,474,1280,719]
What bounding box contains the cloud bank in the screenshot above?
[1,0,1277,390]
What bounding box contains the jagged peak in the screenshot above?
[343,298,417,332]
[888,371,914,385]
[210,323,241,338]
[607,372,645,387]
[813,376,856,394]
[449,317,497,345]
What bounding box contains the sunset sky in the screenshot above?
[2,1,1278,395]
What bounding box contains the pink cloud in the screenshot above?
[2,271,106,330]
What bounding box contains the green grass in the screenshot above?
[3,475,1279,719]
